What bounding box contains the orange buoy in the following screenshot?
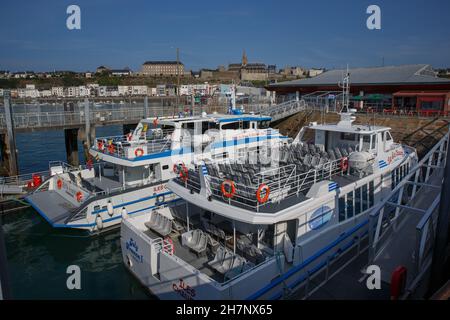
[256,184,270,204]
[221,180,236,199]
[134,148,144,157]
[76,191,83,202]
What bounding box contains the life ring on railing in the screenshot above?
[221,180,236,199]
[163,237,174,255]
[107,144,115,154]
[97,141,104,151]
[256,183,270,204]
[340,157,349,172]
[134,148,144,157]
[173,163,179,174]
[57,179,63,190]
[179,164,189,182]
[75,191,83,203]
[156,194,165,205]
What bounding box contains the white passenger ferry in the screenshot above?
[121,109,418,299]
[25,112,286,232]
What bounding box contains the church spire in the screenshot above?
[242,49,248,66]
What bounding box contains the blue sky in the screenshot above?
[1,0,449,72]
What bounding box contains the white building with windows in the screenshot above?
[51,87,65,97]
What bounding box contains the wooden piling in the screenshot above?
[2,92,18,176]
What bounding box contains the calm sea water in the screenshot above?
[1,125,153,299]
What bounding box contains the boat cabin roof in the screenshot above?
[140,114,272,126]
[310,123,391,135]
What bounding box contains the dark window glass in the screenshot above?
[347,191,354,218]
[341,132,356,141]
[162,165,169,170]
[362,184,368,211]
[355,188,361,215]
[339,196,346,222]
[369,181,374,207]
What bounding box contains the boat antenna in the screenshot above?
[338,64,350,113]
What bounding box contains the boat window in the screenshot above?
[362,184,368,211]
[341,132,356,141]
[385,131,393,142]
[182,122,195,130]
[371,134,378,150]
[259,120,270,129]
[355,188,361,215]
[362,135,371,151]
[221,120,250,130]
[339,196,346,222]
[162,165,169,170]
[369,181,375,207]
[209,122,220,131]
[346,191,354,218]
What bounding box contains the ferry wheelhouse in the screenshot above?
[25,113,285,232]
[121,111,418,299]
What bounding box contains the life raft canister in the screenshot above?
[390,265,407,300]
[340,157,349,172]
[256,183,270,204]
[134,148,144,158]
[57,178,63,189]
[75,191,83,202]
[221,180,236,199]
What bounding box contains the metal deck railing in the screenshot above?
[368,128,449,298]
[176,158,344,213]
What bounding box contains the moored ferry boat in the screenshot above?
[25,112,286,233]
[121,109,418,299]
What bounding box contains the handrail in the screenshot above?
[246,219,369,300]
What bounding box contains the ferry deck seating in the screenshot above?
[182,229,208,255]
[145,210,173,237]
[208,246,254,278]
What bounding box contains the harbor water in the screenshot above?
[0,124,153,299]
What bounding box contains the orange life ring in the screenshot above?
[179,164,189,182]
[97,141,104,151]
[134,148,144,157]
[173,163,179,174]
[221,180,236,199]
[340,157,349,172]
[57,179,63,190]
[153,118,159,127]
[107,144,115,154]
[75,191,83,202]
[256,184,270,204]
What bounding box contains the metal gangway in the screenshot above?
[259,99,305,122]
[245,131,449,300]
[368,128,449,299]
